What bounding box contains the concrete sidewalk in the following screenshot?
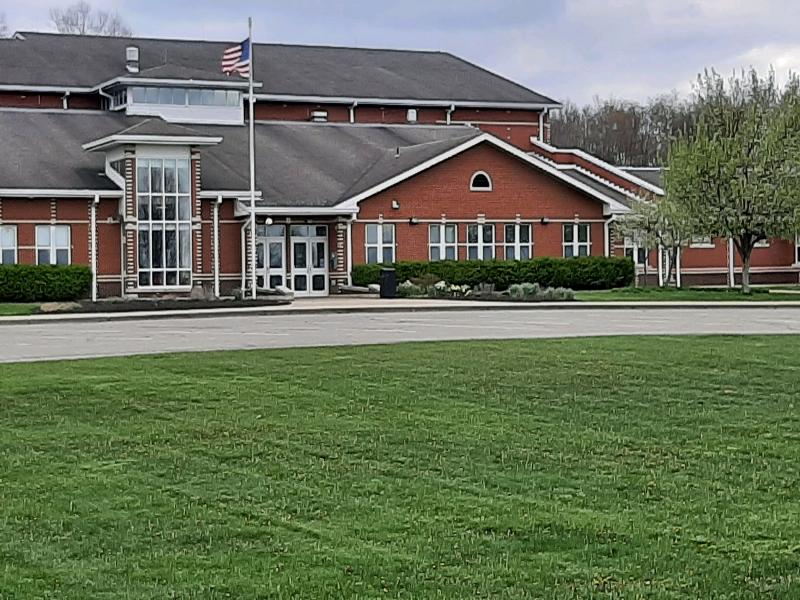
[3,295,800,325]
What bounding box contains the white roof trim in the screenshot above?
[83,134,223,152]
[94,77,260,92]
[0,84,94,93]
[252,93,559,110]
[335,133,631,214]
[530,138,665,196]
[234,203,356,217]
[0,188,124,198]
[199,190,262,199]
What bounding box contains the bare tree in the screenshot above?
[0,13,9,38]
[50,1,132,36]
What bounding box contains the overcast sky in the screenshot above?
[4,0,800,104]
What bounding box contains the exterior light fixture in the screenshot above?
[540,217,551,225]
[409,217,420,225]
[391,199,400,210]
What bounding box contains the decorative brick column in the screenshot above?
[191,150,203,279]
[123,147,137,295]
[330,218,349,291]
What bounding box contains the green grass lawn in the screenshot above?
[2,338,800,598]
[576,286,800,302]
[0,303,39,316]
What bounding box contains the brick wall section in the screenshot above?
[124,150,136,294]
[0,92,63,109]
[353,142,608,263]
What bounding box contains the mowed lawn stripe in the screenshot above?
[1,337,799,598]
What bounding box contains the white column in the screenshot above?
[90,194,98,302]
[213,195,221,298]
[603,219,611,257]
[728,238,735,287]
[346,217,354,286]
[676,246,682,288]
[657,245,664,287]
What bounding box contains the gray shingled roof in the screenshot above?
[1,32,558,106]
[0,109,482,204]
[558,169,635,208]
[619,167,665,189]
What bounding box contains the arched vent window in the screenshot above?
[470,171,492,191]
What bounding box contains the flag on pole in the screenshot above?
[221,38,251,77]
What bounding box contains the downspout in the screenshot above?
[98,87,113,109]
[240,219,248,293]
[446,104,455,125]
[727,238,735,288]
[91,194,99,301]
[62,91,70,110]
[349,101,358,124]
[213,195,222,298]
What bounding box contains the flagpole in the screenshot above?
[248,16,257,299]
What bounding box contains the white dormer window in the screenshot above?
[470,171,492,191]
[127,86,243,125]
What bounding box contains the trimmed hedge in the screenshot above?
[352,257,634,291]
[0,265,93,302]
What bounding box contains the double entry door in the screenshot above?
[256,224,328,297]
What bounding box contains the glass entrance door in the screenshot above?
[256,224,287,291]
[290,225,328,296]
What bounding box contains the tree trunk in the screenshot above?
[741,252,752,294]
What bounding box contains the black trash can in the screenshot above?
[379,267,397,298]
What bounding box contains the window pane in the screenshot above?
[138,228,150,270]
[137,161,149,192]
[482,225,493,243]
[429,225,440,244]
[166,271,177,286]
[152,226,164,268]
[226,90,240,106]
[269,242,282,268]
[172,88,187,105]
[293,242,307,268]
[467,247,478,260]
[382,224,394,244]
[430,247,441,261]
[482,246,493,260]
[294,274,308,291]
[164,160,177,193]
[313,242,325,269]
[315,226,327,237]
[445,246,456,260]
[137,195,150,220]
[382,247,394,264]
[213,89,227,106]
[164,197,176,221]
[367,247,378,264]
[179,225,191,269]
[138,271,150,286]
[158,87,172,104]
[145,87,159,103]
[177,160,190,194]
[151,161,163,193]
[1,249,14,264]
[521,246,530,260]
[1,226,15,246]
[366,224,378,245]
[520,225,531,244]
[179,271,191,286]
[267,225,285,237]
[56,249,69,265]
[505,246,515,260]
[132,87,146,103]
[578,225,589,243]
[188,89,203,105]
[269,275,283,288]
[467,225,478,244]
[505,224,515,243]
[54,226,69,247]
[201,89,214,105]
[578,245,589,257]
[152,196,164,220]
[445,225,456,244]
[564,246,574,258]
[178,196,191,221]
[36,225,50,246]
[563,224,573,243]
[165,227,177,268]
[152,271,164,286]
[37,249,50,265]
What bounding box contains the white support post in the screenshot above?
[657,245,664,287]
[213,195,221,298]
[728,238,735,288]
[603,218,611,257]
[676,246,682,288]
[247,17,257,299]
[346,217,354,286]
[90,194,99,302]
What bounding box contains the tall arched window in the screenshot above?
[470,171,492,191]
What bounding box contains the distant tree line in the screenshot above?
[550,93,697,167]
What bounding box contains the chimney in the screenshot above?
[126,46,140,73]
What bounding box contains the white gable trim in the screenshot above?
[83,134,223,152]
[336,133,631,215]
[529,138,665,196]
[0,188,124,198]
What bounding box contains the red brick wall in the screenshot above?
[352,142,607,263]
[0,92,62,109]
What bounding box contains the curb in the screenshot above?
[3,300,800,325]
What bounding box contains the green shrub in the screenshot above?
[0,265,92,302]
[353,257,633,291]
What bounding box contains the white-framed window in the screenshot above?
[365,223,395,264]
[754,239,770,248]
[467,224,495,260]
[36,225,70,265]
[429,224,457,261]
[623,237,648,265]
[131,87,241,108]
[0,225,17,265]
[504,223,532,260]
[690,236,715,248]
[136,158,193,287]
[469,171,492,192]
[563,223,590,257]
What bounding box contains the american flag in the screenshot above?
[221,38,251,78]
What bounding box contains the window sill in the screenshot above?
[131,286,193,293]
[689,244,716,249]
